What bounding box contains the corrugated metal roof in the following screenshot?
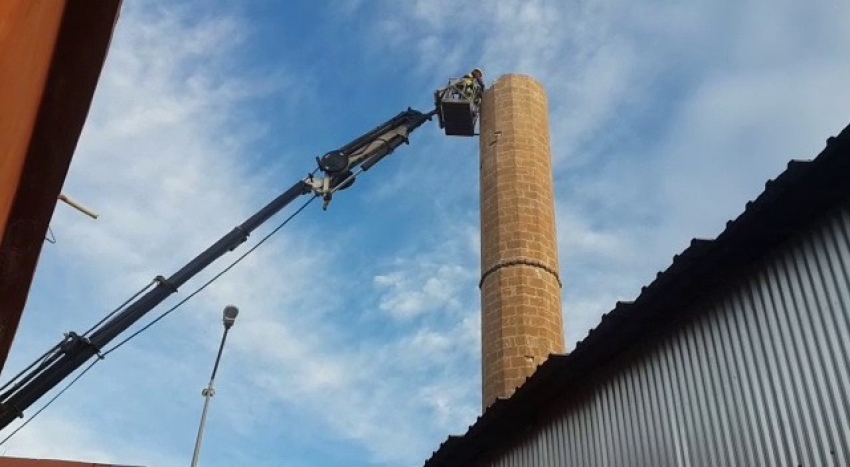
[424,122,850,467]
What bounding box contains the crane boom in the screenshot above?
[0,107,436,429]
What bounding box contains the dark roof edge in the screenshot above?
[424,121,850,467]
[0,0,122,371]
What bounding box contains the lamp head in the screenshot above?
[222,305,239,329]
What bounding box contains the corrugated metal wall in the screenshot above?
[490,203,850,467]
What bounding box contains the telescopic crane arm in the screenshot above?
[0,107,436,429]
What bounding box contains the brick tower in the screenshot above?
[479,75,564,409]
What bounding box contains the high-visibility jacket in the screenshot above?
[462,73,485,90]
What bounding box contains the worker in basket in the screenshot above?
[460,68,485,105]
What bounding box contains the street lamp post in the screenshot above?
[190,305,239,467]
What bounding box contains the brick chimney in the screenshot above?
[478,75,564,410]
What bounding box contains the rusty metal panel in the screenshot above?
[486,202,850,466]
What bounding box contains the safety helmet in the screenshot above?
[472,68,483,76]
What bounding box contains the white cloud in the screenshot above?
[212,220,484,463]
[6,1,850,466]
[4,2,321,465]
[374,263,473,320]
[1,411,180,466]
[343,0,848,345]
[8,3,485,463]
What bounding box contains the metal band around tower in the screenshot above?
[479,257,562,288]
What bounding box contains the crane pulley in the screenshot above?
[308,108,436,209]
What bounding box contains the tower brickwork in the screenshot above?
[479,75,564,409]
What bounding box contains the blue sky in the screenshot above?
[2,0,849,465]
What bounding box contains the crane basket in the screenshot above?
[434,78,482,137]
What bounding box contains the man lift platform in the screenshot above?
[434,68,485,137]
